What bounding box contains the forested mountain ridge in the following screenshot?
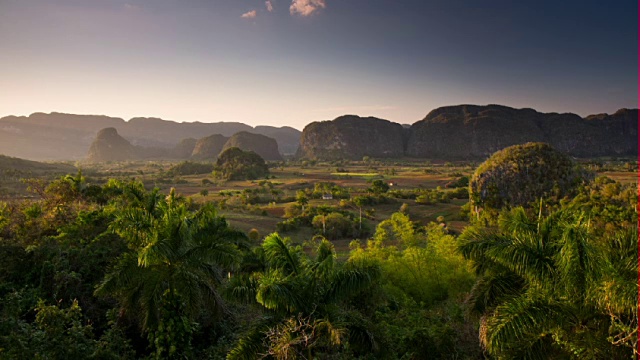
[300,105,638,160]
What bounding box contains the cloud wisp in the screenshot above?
[290,0,326,17]
[266,0,274,12]
[241,10,257,19]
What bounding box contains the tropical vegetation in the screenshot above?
[0,147,636,359]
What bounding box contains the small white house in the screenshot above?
[322,193,333,200]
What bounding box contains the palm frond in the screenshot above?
[486,295,573,357]
[227,321,272,360]
[226,273,259,304]
[486,233,555,285]
[256,270,302,313]
[325,265,379,303]
[262,233,301,275]
[466,271,525,315]
[498,207,536,236]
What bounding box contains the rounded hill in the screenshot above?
[86,128,136,162]
[297,115,405,160]
[191,134,229,160]
[222,131,282,161]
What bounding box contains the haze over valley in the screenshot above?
[1,104,637,162]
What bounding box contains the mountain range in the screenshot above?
[1,105,636,162]
[0,113,301,160]
[298,105,638,160]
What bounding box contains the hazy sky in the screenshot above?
[0,0,637,129]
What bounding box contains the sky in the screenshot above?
[0,0,637,129]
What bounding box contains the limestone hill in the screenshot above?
[406,105,637,159]
[191,134,229,160]
[222,132,283,161]
[298,105,637,160]
[297,115,405,160]
[86,128,137,162]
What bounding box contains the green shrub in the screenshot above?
[213,147,269,181]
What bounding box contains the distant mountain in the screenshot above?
[191,134,229,160]
[253,126,302,155]
[86,128,137,162]
[297,115,405,160]
[0,112,301,160]
[297,105,637,160]
[406,105,637,158]
[0,154,76,174]
[222,132,283,161]
[120,117,253,148]
[4,106,637,162]
[171,138,198,159]
[85,128,283,163]
[0,113,124,160]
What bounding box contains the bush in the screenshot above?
[214,147,269,181]
[445,176,469,188]
[311,212,355,240]
[276,218,302,232]
[367,179,390,194]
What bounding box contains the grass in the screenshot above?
[330,172,381,177]
[1,157,632,250]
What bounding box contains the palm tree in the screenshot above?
[458,207,637,359]
[95,187,245,357]
[227,233,380,359]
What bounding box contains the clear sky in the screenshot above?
[0,0,637,129]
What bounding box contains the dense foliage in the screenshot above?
[214,147,270,181]
[0,148,636,359]
[469,142,591,212]
[459,208,637,358]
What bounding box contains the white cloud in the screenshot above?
[266,0,274,12]
[290,0,326,17]
[241,10,257,19]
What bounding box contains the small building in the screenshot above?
[388,181,397,187]
[322,193,333,200]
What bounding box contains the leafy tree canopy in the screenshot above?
[214,147,269,181]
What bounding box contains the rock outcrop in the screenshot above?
[297,106,637,160]
[406,105,637,159]
[86,128,137,162]
[191,134,229,160]
[222,132,283,161]
[297,115,405,160]
[583,108,638,156]
[406,105,546,159]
